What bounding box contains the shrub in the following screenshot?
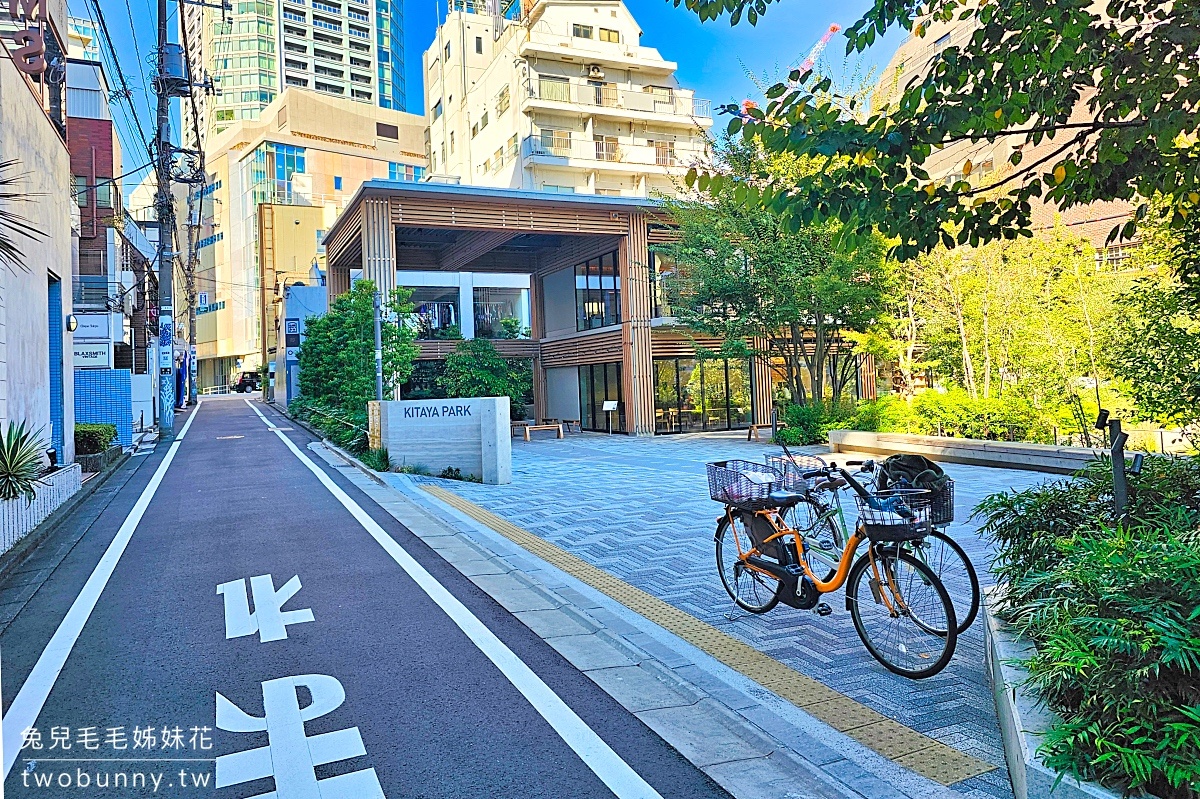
[976,456,1200,798]
[775,399,883,445]
[438,466,482,483]
[0,421,46,503]
[360,447,390,472]
[290,397,369,454]
[74,423,117,455]
[438,339,532,421]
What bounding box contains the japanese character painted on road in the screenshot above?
[215,674,384,799]
[216,574,314,643]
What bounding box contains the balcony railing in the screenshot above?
[531,79,711,120]
[524,135,703,169]
[73,277,121,310]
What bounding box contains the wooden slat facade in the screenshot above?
[416,338,540,361]
[540,329,623,369]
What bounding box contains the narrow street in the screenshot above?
[0,397,730,798]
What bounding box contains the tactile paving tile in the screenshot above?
[423,485,997,786]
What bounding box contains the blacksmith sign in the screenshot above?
[5,0,49,75]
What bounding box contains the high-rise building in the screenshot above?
[181,0,405,147]
[188,88,426,388]
[423,0,712,196]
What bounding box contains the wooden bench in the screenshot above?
[747,423,775,442]
[511,420,532,437]
[560,419,582,433]
[524,423,564,441]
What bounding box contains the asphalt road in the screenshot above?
[1,397,732,798]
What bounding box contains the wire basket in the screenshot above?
[706,460,783,510]
[928,479,954,526]
[764,453,827,493]
[854,488,932,542]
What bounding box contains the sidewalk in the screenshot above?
[317,436,1044,799]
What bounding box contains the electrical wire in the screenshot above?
[70,160,157,196]
[81,0,154,157]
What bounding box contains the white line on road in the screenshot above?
[245,400,664,799]
[1,404,202,780]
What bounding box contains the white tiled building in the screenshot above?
[424,0,712,196]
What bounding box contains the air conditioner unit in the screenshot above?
[587,64,604,79]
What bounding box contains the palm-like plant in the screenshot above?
[0,159,46,270]
[0,421,48,504]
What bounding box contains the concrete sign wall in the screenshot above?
[372,397,512,485]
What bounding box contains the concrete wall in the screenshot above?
[545,366,580,421]
[542,265,576,336]
[276,285,327,407]
[1,54,76,463]
[374,397,511,484]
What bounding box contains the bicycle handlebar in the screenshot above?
[802,466,911,516]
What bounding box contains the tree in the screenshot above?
[438,338,532,419]
[0,160,44,269]
[657,141,890,406]
[297,280,419,411]
[681,0,1200,261]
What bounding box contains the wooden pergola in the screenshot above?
[323,181,775,435]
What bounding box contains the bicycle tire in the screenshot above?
[903,531,980,634]
[782,497,840,582]
[846,548,957,679]
[715,515,784,613]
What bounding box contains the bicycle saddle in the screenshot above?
[768,490,806,509]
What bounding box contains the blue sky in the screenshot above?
[84,0,903,189]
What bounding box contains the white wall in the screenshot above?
[542,265,576,336]
[545,366,580,421]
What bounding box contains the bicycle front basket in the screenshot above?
[706,460,782,510]
[928,479,955,526]
[854,488,932,542]
[764,453,827,492]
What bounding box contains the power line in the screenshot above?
[71,160,157,196]
[81,0,154,157]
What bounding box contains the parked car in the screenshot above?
[232,372,260,393]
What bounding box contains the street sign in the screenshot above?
[198,291,208,306]
[73,342,113,368]
[74,313,111,340]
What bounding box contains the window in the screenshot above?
[537,76,570,102]
[595,188,620,196]
[572,23,592,38]
[593,134,619,161]
[376,122,398,138]
[286,76,309,87]
[575,250,620,331]
[649,250,675,318]
[449,131,455,153]
[538,128,570,155]
[542,184,574,193]
[73,175,87,206]
[479,110,488,131]
[475,35,482,53]
[334,176,342,190]
[444,42,450,59]
[389,162,425,182]
[496,84,510,114]
[507,133,518,157]
[599,27,619,43]
[935,32,950,49]
[432,100,442,120]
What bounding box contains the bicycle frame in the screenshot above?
[720,505,865,595]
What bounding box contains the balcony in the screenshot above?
[72,277,121,311]
[531,78,711,122]
[521,25,677,75]
[524,135,704,172]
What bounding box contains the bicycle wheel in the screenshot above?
[846,547,957,679]
[715,514,783,613]
[784,497,840,582]
[903,531,980,634]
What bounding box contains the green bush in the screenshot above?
[775,399,884,445]
[360,447,390,472]
[438,339,532,421]
[290,397,369,454]
[976,457,1200,798]
[74,423,117,455]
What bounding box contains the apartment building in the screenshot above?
[181,0,405,147]
[190,89,426,389]
[424,0,712,196]
[876,15,1135,263]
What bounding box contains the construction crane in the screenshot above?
[795,22,842,76]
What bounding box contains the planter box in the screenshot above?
[0,464,82,557]
[76,444,123,474]
[983,587,1153,799]
[828,430,1103,475]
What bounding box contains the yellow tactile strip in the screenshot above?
[423,485,996,786]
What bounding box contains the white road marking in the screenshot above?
[217,574,314,642]
[244,399,664,799]
[1,404,202,779]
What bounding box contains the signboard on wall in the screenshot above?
[73,342,113,369]
[75,313,111,340]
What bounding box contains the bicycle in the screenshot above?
[708,459,958,679]
[766,449,981,635]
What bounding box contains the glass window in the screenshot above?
[73,175,88,206]
[649,250,675,318]
[579,363,623,432]
[475,35,482,53]
[333,176,342,190]
[574,249,620,331]
[572,23,592,38]
[599,27,619,42]
[473,287,529,339]
[408,286,460,339]
[95,182,113,208]
[654,356,753,434]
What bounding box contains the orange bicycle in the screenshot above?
[707,460,958,679]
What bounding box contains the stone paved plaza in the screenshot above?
[424,431,1052,799]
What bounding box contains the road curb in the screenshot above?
[299,430,976,799]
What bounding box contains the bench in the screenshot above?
[561,419,582,433]
[524,423,564,441]
[510,420,532,437]
[746,422,786,442]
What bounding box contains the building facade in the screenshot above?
[424,0,712,196]
[191,88,426,388]
[324,182,877,435]
[1,0,76,462]
[181,0,406,147]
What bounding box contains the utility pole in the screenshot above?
[154,0,176,439]
[184,184,200,406]
[373,290,384,402]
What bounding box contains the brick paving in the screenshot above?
[426,431,1051,799]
